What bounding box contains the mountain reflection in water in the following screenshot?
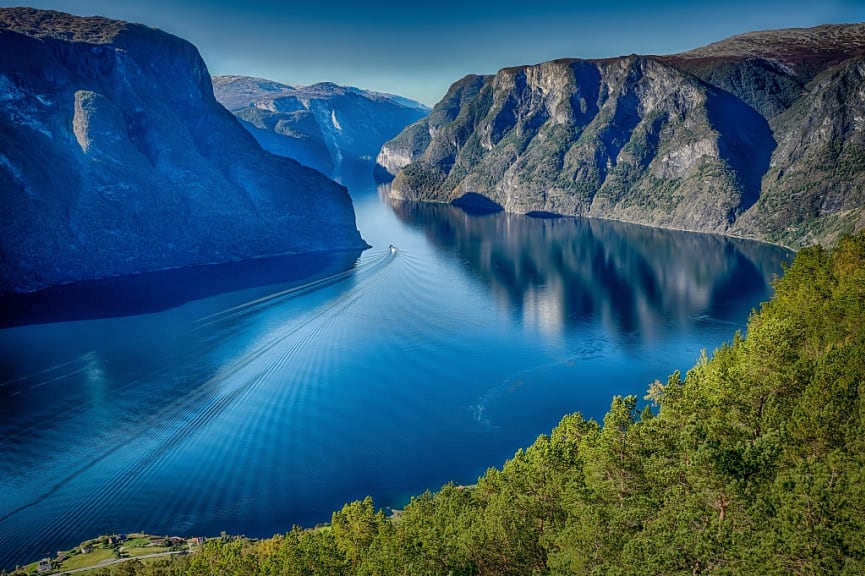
[387,198,789,340]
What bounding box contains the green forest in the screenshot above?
[15,233,865,576]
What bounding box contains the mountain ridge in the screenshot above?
[378,22,865,248]
[0,7,366,294]
[213,75,429,175]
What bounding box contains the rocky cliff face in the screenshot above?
[731,55,865,246]
[0,8,366,294]
[212,75,428,176]
[379,23,865,247]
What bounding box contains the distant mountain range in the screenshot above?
[0,8,366,294]
[378,23,865,248]
[213,75,429,176]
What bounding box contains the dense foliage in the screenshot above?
[13,233,865,575]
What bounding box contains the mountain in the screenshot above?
[730,54,865,246]
[213,75,429,176]
[378,24,865,248]
[0,8,366,294]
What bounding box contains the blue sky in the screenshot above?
[2,1,863,105]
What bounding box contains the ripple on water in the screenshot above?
[0,194,789,569]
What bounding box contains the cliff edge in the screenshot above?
[379,23,865,247]
[0,8,366,294]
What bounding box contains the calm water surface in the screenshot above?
[0,173,790,568]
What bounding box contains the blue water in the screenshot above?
[0,173,790,568]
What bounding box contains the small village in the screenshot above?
[16,533,204,575]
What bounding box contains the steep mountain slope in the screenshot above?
[379,23,865,247]
[731,55,865,246]
[213,75,428,175]
[0,8,366,294]
[664,23,865,119]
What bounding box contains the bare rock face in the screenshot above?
[380,23,865,247]
[375,74,485,181]
[0,8,366,294]
[382,57,773,235]
[731,55,865,246]
[212,75,428,176]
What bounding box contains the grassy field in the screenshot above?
[58,549,115,570]
[13,533,190,575]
